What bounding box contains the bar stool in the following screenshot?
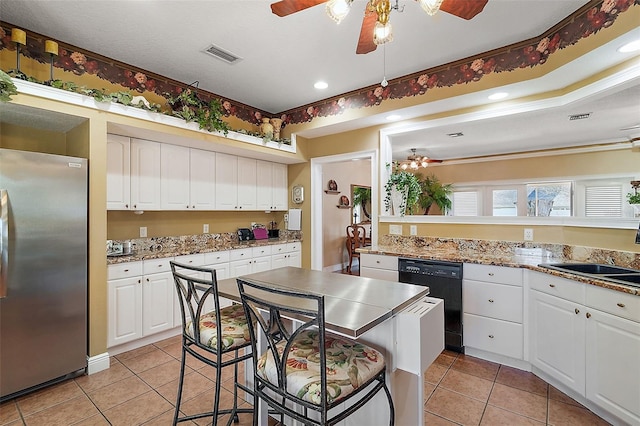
[170,261,253,425]
[237,277,395,426]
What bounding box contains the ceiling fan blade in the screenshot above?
[270,0,328,17]
[439,0,488,20]
[356,4,378,55]
[425,158,443,163]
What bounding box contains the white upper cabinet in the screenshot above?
[130,138,161,211]
[237,157,257,210]
[160,145,216,210]
[106,134,131,210]
[256,160,288,211]
[190,149,216,210]
[215,152,238,210]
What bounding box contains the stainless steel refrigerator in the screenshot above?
[1,148,88,400]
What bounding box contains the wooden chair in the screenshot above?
[236,277,394,426]
[170,261,253,425]
[346,224,366,274]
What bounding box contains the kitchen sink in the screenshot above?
[539,263,640,288]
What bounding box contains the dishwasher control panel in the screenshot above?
[398,258,462,279]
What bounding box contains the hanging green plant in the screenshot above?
[166,87,230,135]
[0,70,18,102]
[384,163,421,215]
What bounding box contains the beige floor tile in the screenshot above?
[102,391,173,426]
[114,344,156,362]
[480,405,545,425]
[138,358,187,389]
[425,387,485,425]
[87,375,151,412]
[74,362,134,393]
[423,411,460,425]
[156,370,215,405]
[139,409,180,425]
[178,386,239,426]
[17,380,84,416]
[22,395,99,426]
[1,420,23,426]
[439,369,494,402]
[548,399,611,426]
[548,385,583,408]
[496,365,548,396]
[488,382,547,423]
[423,381,436,402]
[71,414,111,426]
[118,347,174,374]
[153,334,182,349]
[424,362,449,385]
[451,355,500,382]
[434,351,458,368]
[159,341,183,360]
[0,400,21,425]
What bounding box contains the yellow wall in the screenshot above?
[0,122,67,154]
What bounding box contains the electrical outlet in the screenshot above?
[140,226,147,238]
[410,225,417,235]
[203,224,209,233]
[524,228,534,241]
[389,224,403,235]
[284,214,289,222]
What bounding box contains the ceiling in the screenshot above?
[1,0,639,162]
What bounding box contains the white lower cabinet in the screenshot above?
[107,270,143,348]
[360,254,398,280]
[142,270,175,336]
[271,242,302,268]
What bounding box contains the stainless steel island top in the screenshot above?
[217,267,429,338]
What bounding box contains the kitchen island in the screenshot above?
[216,267,444,426]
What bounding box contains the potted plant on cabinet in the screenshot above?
[384,164,421,216]
[416,173,453,215]
[628,180,640,217]
[352,185,372,222]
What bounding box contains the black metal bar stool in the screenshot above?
[170,261,253,425]
[237,277,395,426]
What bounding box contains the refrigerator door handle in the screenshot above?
[1,189,7,298]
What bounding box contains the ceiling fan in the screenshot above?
[270,0,488,54]
[397,148,443,170]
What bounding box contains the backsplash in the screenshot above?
[378,235,640,270]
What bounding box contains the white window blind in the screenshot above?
[585,185,622,217]
[452,191,478,216]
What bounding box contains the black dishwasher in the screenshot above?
[398,258,464,353]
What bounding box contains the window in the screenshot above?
[452,191,478,216]
[492,189,518,216]
[583,184,623,217]
[526,182,572,217]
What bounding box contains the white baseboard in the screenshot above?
[322,263,344,273]
[107,328,181,356]
[87,352,110,375]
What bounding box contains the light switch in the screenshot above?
[140,227,147,238]
[389,225,402,235]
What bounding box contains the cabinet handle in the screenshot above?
[617,303,626,308]
[146,278,149,282]
[488,299,494,303]
[133,204,137,209]
[138,279,141,284]
[124,269,129,272]
[575,308,580,314]
[549,284,556,288]
[125,204,129,208]
[192,205,195,209]
[586,312,591,319]
[488,273,494,276]
[488,335,494,339]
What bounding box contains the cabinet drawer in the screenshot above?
[230,248,252,261]
[286,242,301,252]
[463,281,523,323]
[204,250,230,264]
[108,261,142,280]
[174,253,205,268]
[586,285,640,323]
[528,271,585,304]
[360,267,398,281]
[361,254,398,271]
[463,264,522,286]
[271,244,288,255]
[252,245,272,257]
[143,257,173,275]
[463,313,523,359]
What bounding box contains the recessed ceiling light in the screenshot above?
[488,92,508,100]
[386,114,401,121]
[618,39,640,53]
[314,81,328,89]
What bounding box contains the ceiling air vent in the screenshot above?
[203,44,242,64]
[568,112,591,121]
[447,132,464,138]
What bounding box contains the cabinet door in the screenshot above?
[271,162,288,210]
[256,160,274,210]
[108,277,143,347]
[215,153,238,210]
[106,134,131,210]
[252,255,272,273]
[160,144,190,210]
[237,157,257,210]
[229,259,252,277]
[272,253,288,269]
[530,290,586,395]
[130,139,161,210]
[143,271,175,336]
[586,309,640,425]
[287,250,301,268]
[190,149,216,210]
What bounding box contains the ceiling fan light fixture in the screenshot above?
[326,0,352,24]
[374,21,393,45]
[417,0,444,16]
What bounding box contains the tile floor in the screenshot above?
[0,336,611,426]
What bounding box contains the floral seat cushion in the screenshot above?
[186,303,250,351]
[256,330,385,405]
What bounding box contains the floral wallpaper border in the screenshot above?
[0,0,637,131]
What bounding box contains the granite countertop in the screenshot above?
[360,243,640,296]
[107,237,301,265]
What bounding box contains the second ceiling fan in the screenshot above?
[270,0,489,54]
